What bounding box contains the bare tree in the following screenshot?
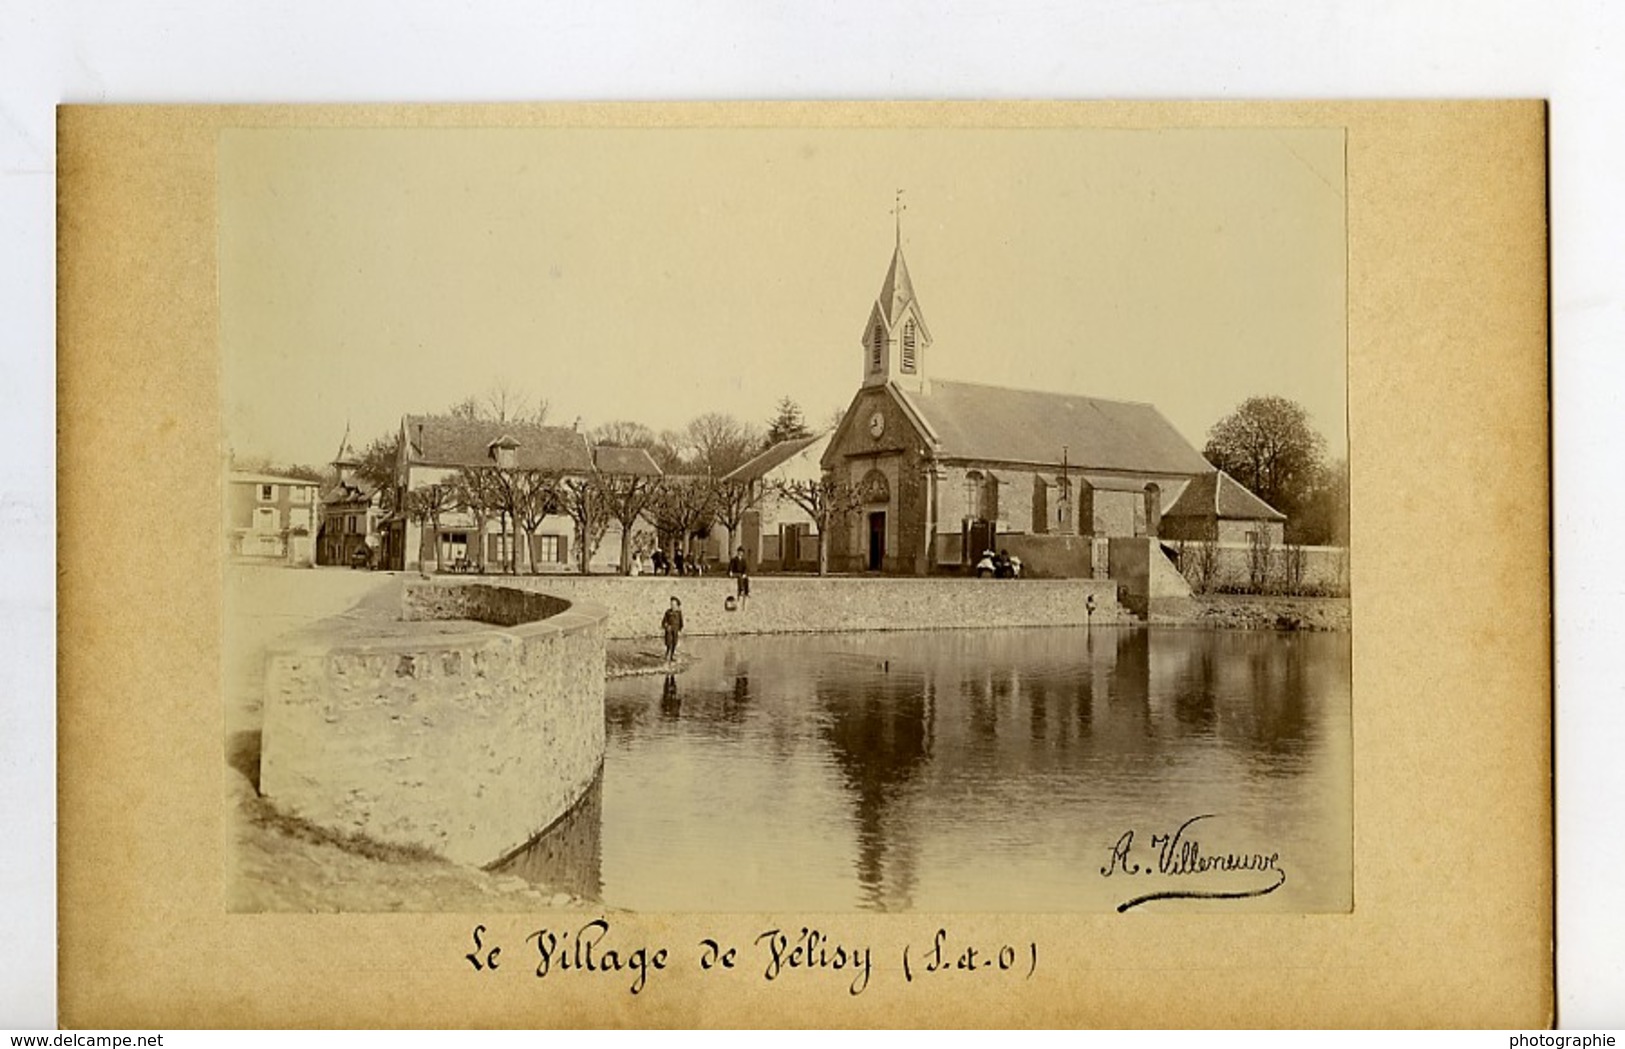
[562,475,611,575]
[1248,528,1278,595]
[647,476,718,564]
[403,483,452,572]
[598,473,664,576]
[774,475,867,576]
[451,466,502,572]
[651,429,692,473]
[710,478,760,558]
[1176,534,1221,595]
[686,412,761,477]
[487,469,525,573]
[482,378,550,426]
[512,469,563,574]
[589,420,659,450]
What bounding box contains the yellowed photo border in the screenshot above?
[57,101,1550,1028]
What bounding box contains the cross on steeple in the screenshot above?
[892,188,907,249]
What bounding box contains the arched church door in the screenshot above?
[859,468,891,572]
[867,512,886,571]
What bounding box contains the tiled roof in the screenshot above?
[723,433,826,483]
[321,479,377,505]
[1163,470,1286,522]
[896,380,1213,475]
[593,446,663,477]
[402,414,593,473]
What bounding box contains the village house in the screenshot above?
[316,436,389,567]
[822,240,1281,576]
[722,431,832,572]
[225,471,320,566]
[382,413,661,573]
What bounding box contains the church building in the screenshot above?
[823,239,1248,576]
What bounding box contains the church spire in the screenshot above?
[861,200,932,393]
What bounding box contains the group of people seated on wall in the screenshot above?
[974,548,1024,579]
[638,547,707,577]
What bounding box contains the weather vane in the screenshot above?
[892,188,907,248]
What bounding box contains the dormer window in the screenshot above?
[901,320,917,373]
[489,436,519,470]
[871,323,885,371]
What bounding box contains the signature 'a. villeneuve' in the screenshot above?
[1100,814,1287,912]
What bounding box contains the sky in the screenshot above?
[220,125,1347,468]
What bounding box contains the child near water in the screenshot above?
[661,596,685,662]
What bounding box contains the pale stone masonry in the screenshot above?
[258,583,608,866]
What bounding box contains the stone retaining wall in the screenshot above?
[1168,541,1351,595]
[258,583,607,867]
[463,574,1131,640]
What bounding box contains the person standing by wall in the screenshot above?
[661,596,685,662]
[729,545,751,602]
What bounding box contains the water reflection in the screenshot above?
[503,625,1351,913]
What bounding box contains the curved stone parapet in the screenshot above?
[258,580,608,867]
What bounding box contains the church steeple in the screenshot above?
[861,199,932,393]
[331,423,360,486]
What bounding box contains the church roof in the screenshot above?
[592,445,663,477]
[723,432,826,483]
[877,246,920,328]
[895,379,1213,476]
[1163,469,1286,522]
[403,414,593,474]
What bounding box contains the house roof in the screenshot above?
[893,379,1213,475]
[593,446,663,477]
[723,433,826,483]
[1163,470,1286,522]
[402,414,593,473]
[321,478,377,505]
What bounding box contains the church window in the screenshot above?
[872,324,885,371]
[902,321,917,372]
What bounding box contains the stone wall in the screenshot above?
[997,533,1094,579]
[479,574,1131,639]
[1108,537,1193,616]
[258,583,608,867]
[1166,540,1350,595]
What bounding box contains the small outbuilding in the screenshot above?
[1158,469,1287,545]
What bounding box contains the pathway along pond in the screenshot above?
[496,625,1352,913]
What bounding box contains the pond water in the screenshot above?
[497,626,1352,913]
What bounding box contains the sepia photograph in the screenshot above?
[219,125,1352,916]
